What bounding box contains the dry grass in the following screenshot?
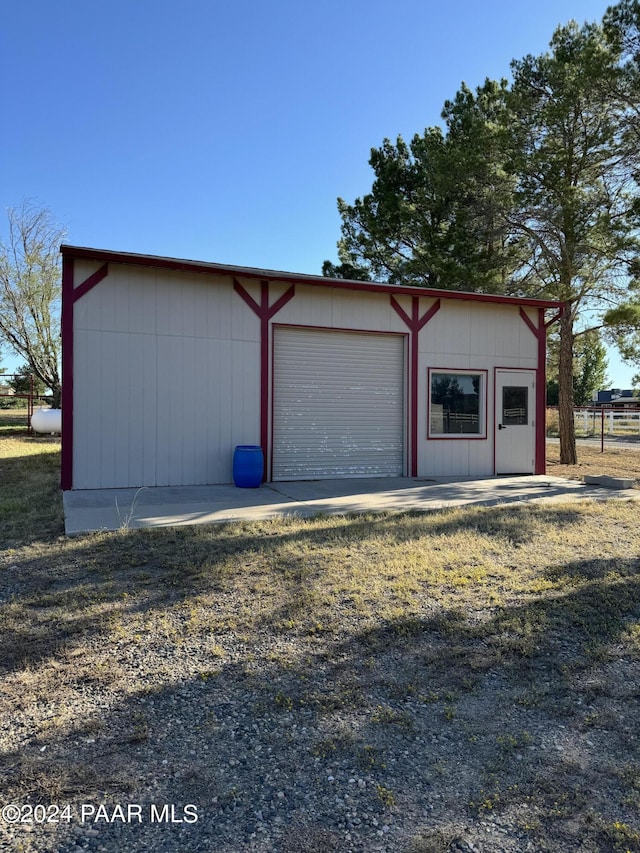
[1,434,639,670]
[0,406,31,435]
[2,435,640,852]
[0,436,63,544]
[547,441,640,484]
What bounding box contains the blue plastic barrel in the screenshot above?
[233,445,264,488]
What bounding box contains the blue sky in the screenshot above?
[1,0,635,386]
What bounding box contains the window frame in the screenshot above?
[427,368,488,440]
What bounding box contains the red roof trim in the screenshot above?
[60,245,564,310]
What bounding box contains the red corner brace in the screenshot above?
[61,258,109,490]
[233,279,295,480]
[519,306,562,475]
[390,295,441,476]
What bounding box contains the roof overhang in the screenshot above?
[60,244,565,310]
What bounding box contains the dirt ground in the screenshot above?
[546,440,640,484]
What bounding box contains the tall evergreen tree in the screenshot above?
[546,330,610,406]
[601,1,640,371]
[332,80,522,292]
[505,20,638,463]
[333,128,455,287]
[327,13,640,464]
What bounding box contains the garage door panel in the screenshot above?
[272,328,405,480]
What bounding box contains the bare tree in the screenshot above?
[0,202,66,407]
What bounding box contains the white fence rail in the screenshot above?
[548,406,640,437]
[573,407,640,436]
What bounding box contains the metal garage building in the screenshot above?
[60,245,562,491]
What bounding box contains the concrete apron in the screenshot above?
[62,475,640,536]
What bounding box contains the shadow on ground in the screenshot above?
[1,505,639,852]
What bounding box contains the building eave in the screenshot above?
[60,244,565,310]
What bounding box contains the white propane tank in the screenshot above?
[31,408,62,434]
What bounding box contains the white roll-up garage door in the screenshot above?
[272,327,405,480]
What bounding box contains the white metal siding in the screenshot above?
[272,327,405,480]
[274,284,409,334]
[72,265,261,488]
[417,301,538,479]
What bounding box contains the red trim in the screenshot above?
[61,244,564,310]
[545,309,563,329]
[233,281,261,313]
[72,263,109,302]
[519,307,538,338]
[269,287,299,316]
[61,261,112,490]
[270,328,276,481]
[61,256,75,490]
[390,296,440,476]
[426,368,489,440]
[259,282,269,480]
[536,308,547,474]
[518,307,556,475]
[233,279,295,480]
[274,322,406,338]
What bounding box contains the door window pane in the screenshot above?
[502,386,528,425]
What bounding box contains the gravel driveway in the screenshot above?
[2,503,640,853]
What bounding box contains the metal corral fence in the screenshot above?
[547,406,640,451]
[0,374,50,434]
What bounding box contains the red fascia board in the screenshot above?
[60,245,564,311]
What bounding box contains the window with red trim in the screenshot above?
[429,371,485,437]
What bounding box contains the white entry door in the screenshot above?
[495,370,535,474]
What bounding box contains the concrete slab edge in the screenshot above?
[583,474,637,490]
